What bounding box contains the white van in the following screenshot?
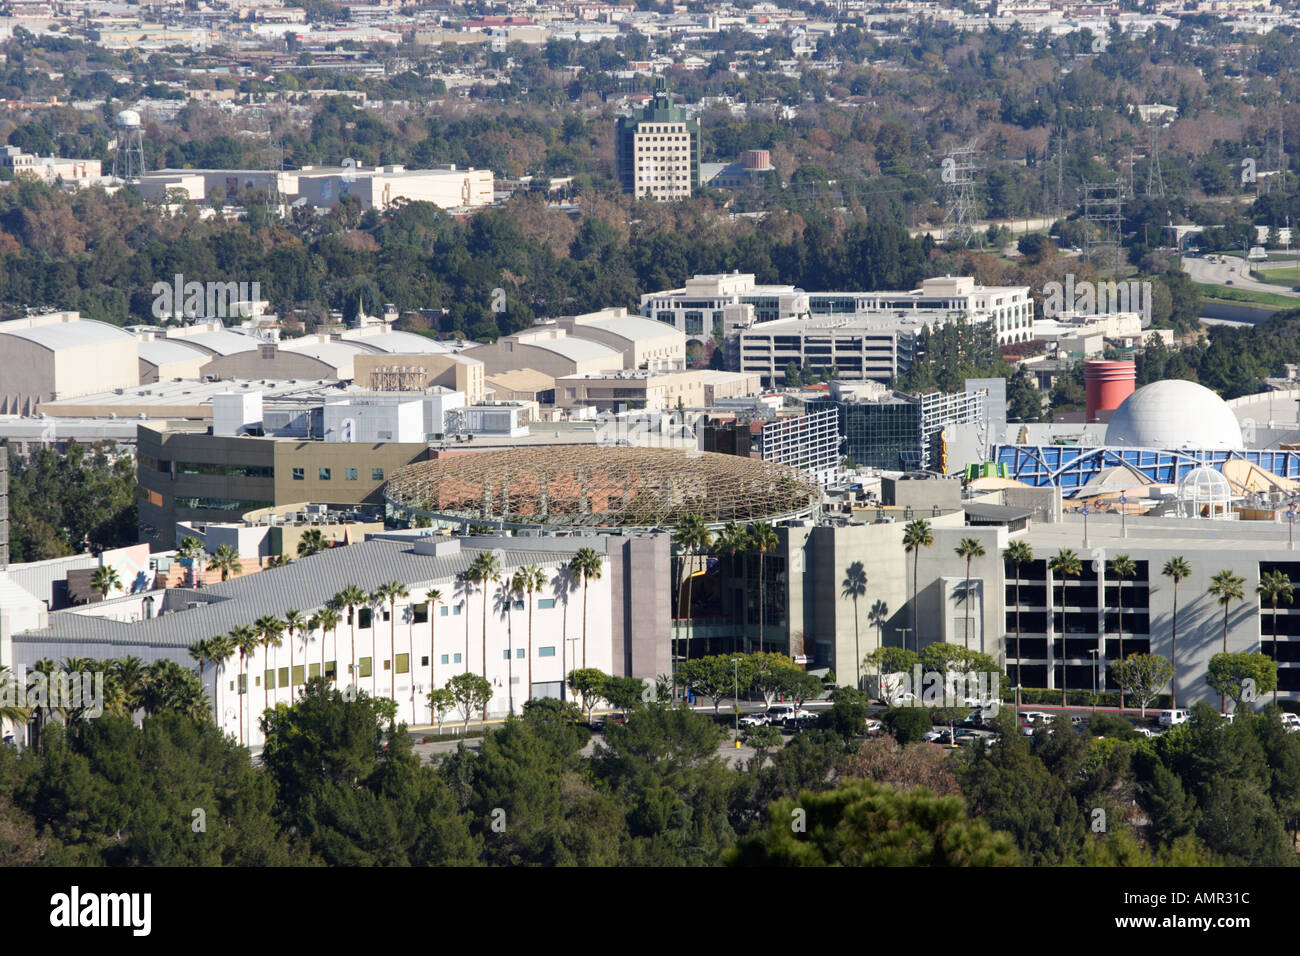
[1158,709,1191,727]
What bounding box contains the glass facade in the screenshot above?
[812,400,922,470]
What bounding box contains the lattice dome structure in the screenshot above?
[385,447,821,529]
[1177,465,1234,518]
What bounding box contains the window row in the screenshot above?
[292,466,385,482]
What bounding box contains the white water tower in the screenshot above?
[113,109,145,182]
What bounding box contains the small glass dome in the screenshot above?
[1177,466,1233,518]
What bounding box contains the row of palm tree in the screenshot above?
[672,517,781,662]
[1000,542,1280,712]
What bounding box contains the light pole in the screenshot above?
[731,657,742,736]
[898,627,913,658]
[1118,495,1127,538]
[1081,505,1091,550]
[1088,649,1099,710]
[1288,505,1296,551]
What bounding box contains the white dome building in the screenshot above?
[1177,466,1234,518]
[1104,380,1244,450]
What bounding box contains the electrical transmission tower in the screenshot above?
[940,144,980,247]
[1081,180,1126,274]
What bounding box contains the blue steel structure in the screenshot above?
[994,444,1300,494]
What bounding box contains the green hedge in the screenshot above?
[1005,688,1173,710]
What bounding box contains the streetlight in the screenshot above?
[1118,494,1127,538]
[1081,505,1091,549]
[731,657,742,737]
[898,627,913,657]
[1088,649,1100,710]
[1288,505,1296,552]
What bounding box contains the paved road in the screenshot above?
[1184,253,1300,297]
[410,728,761,768]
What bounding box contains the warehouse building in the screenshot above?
[0,312,140,414]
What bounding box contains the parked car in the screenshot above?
[888,692,918,707]
[953,730,984,746]
[738,714,768,728]
[1018,710,1051,725]
[1158,709,1191,727]
[765,706,796,724]
[1219,712,1235,725]
[924,728,947,743]
[1281,713,1300,731]
[782,715,819,732]
[864,718,884,735]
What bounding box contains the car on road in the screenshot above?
[1225,279,1234,285]
[1158,709,1191,727]
[888,692,918,707]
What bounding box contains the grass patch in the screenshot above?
[1194,282,1297,308]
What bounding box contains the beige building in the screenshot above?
[553,308,686,371]
[0,312,139,414]
[463,328,624,379]
[137,423,429,550]
[137,334,210,383]
[295,164,495,211]
[352,352,486,404]
[554,369,762,411]
[484,368,556,403]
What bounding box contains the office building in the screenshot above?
[615,82,701,201]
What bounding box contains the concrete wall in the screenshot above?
[200,347,340,382]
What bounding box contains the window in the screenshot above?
[359,657,372,678]
[440,606,449,617]
[412,604,429,624]
[371,467,384,481]
[264,669,275,689]
[516,648,525,659]
[396,654,408,674]
[319,468,331,481]
[453,653,462,663]
[538,647,556,658]
[292,467,305,481]
[325,661,336,679]
[309,663,321,679]
[440,654,449,665]
[238,674,247,694]
[359,608,373,629]
[453,604,462,616]
[503,650,511,660]
[420,656,429,667]
[538,598,556,609]
[512,599,524,611]
[383,659,391,671]
[278,667,289,687]
[345,467,358,481]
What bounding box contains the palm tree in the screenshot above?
[1003,540,1034,708]
[1161,556,1190,710]
[254,614,285,711]
[902,519,934,656]
[424,588,443,722]
[90,564,121,601]
[206,544,242,582]
[314,604,341,686]
[335,584,368,692]
[673,514,712,660]
[297,528,329,557]
[1107,555,1137,708]
[189,638,212,686]
[955,537,987,651]
[230,625,258,746]
[1258,570,1293,707]
[712,521,751,649]
[841,561,868,689]
[376,581,409,703]
[1048,548,1082,706]
[504,572,522,714]
[749,521,779,654]
[469,551,502,717]
[0,666,32,740]
[569,548,602,671]
[206,633,234,727]
[282,609,306,702]
[1208,569,1247,712]
[177,536,205,561]
[515,564,546,705]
